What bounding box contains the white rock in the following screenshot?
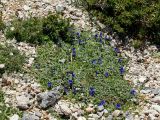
[56,4,64,13]
[0,64,5,68]
[88,114,99,119]
[59,103,72,116]
[151,105,160,113]
[139,76,147,83]
[77,116,86,120]
[112,110,121,117]
[9,114,19,120]
[42,0,51,4]
[151,96,160,104]
[23,5,31,11]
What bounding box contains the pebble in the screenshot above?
[77,116,86,120]
[0,64,5,69]
[112,110,122,117]
[86,107,95,113]
[97,105,104,111]
[151,105,160,113]
[23,5,31,11]
[9,114,19,120]
[55,4,64,13]
[151,96,160,104]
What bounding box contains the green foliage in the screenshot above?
[5,14,74,44]
[0,44,25,76]
[78,0,160,44]
[0,12,5,31]
[0,91,22,120]
[31,31,136,111]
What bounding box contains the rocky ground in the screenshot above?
[0,0,160,120]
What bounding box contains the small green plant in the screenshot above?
[77,0,160,44]
[0,90,22,120]
[31,31,136,111]
[131,39,143,49]
[5,14,74,44]
[0,44,25,76]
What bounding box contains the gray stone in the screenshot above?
[56,4,64,13]
[97,105,104,111]
[71,16,80,20]
[9,114,19,120]
[77,116,86,120]
[125,112,134,120]
[16,94,31,110]
[151,105,160,113]
[22,112,39,120]
[152,88,160,95]
[151,96,160,104]
[112,110,122,117]
[42,0,51,4]
[88,114,99,119]
[37,87,62,109]
[106,115,113,120]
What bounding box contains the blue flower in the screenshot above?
[72,48,76,57]
[99,38,103,44]
[98,100,106,106]
[118,58,122,63]
[99,32,103,38]
[78,39,83,44]
[130,89,136,95]
[68,80,73,88]
[120,67,125,75]
[96,71,99,77]
[116,104,121,109]
[72,72,75,78]
[105,35,109,40]
[114,48,120,53]
[76,32,80,37]
[89,87,95,96]
[47,82,52,88]
[98,57,102,64]
[95,34,98,38]
[91,59,97,65]
[104,72,109,78]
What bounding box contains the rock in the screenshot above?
[37,89,61,109]
[42,0,51,4]
[0,64,5,69]
[16,94,31,110]
[59,103,72,116]
[56,4,64,13]
[71,16,80,20]
[97,105,104,111]
[96,21,105,29]
[106,115,113,120]
[125,112,134,120]
[140,89,151,94]
[103,109,109,114]
[22,112,40,120]
[86,107,95,113]
[151,96,160,104]
[59,59,66,63]
[88,114,99,119]
[23,5,31,11]
[75,12,83,17]
[9,114,19,120]
[151,105,160,113]
[139,76,147,83]
[35,111,42,117]
[77,116,86,120]
[1,0,7,4]
[112,110,121,117]
[152,88,160,95]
